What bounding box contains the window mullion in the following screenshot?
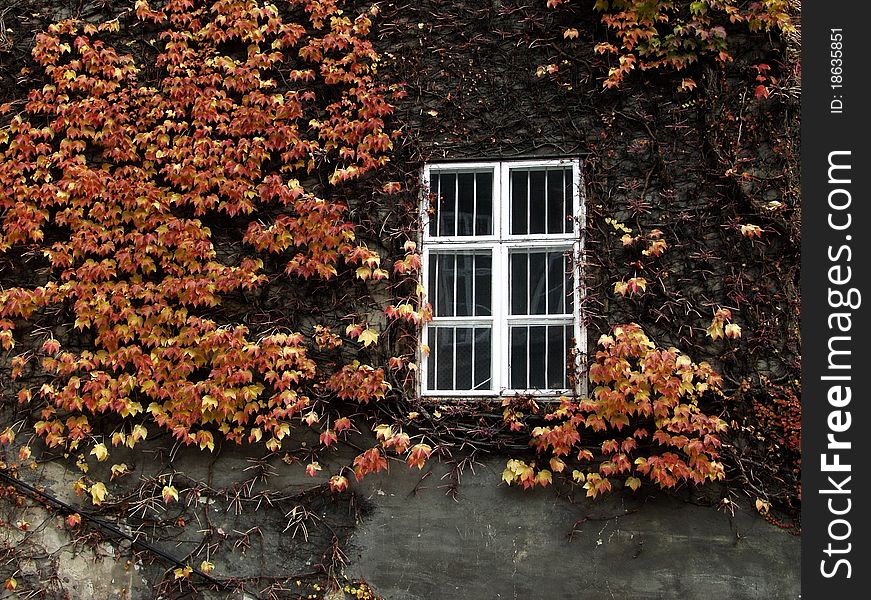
[494,242,506,394]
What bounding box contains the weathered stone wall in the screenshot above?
[5,443,800,599]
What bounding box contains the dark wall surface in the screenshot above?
[344,458,800,600]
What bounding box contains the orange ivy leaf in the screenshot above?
[65,513,82,528]
[406,443,432,469]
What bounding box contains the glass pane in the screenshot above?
[474,327,491,390]
[438,173,456,236]
[457,173,475,236]
[430,252,492,318]
[511,170,528,235]
[510,326,527,389]
[455,327,473,389]
[455,253,473,317]
[565,324,573,383]
[563,168,574,232]
[475,171,493,236]
[529,252,547,315]
[428,253,437,315]
[547,169,566,234]
[565,254,574,314]
[428,173,439,237]
[510,252,528,315]
[547,251,565,314]
[529,170,546,235]
[529,325,546,388]
[436,254,455,317]
[435,327,454,390]
[547,325,565,389]
[426,329,436,390]
[475,253,492,316]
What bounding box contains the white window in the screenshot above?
[420,158,584,397]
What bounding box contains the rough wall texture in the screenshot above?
[0,0,800,598]
[345,457,800,600]
[4,444,801,599]
[371,0,801,512]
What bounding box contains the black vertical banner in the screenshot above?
[802,2,868,596]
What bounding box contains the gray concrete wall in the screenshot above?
[344,459,799,600]
[6,446,800,599]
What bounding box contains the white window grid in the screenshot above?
[420,158,585,398]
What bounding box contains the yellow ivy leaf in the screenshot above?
[707,321,724,341]
[536,469,553,486]
[131,424,148,442]
[627,277,647,294]
[198,431,215,452]
[173,566,193,580]
[90,443,108,462]
[200,561,215,574]
[374,423,393,441]
[724,323,742,339]
[358,328,379,347]
[90,482,108,505]
[110,463,129,479]
[626,476,641,491]
[502,467,517,485]
[162,485,179,504]
[740,224,763,238]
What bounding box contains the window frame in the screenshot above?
[420,158,585,398]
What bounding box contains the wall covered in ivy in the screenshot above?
[0,1,800,597]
